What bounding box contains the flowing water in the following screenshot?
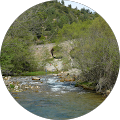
[10,75,105,120]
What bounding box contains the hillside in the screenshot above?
[1,0,97,75]
[1,0,119,94]
[6,0,97,44]
[31,40,74,71]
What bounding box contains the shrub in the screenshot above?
[10,84,15,88]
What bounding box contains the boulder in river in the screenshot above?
[60,78,65,82]
[60,76,75,82]
[3,76,11,80]
[64,76,75,82]
[32,77,40,80]
[105,90,110,96]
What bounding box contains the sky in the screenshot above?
[58,0,95,12]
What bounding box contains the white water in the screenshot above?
[10,75,105,120]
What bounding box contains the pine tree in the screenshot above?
[61,0,64,5]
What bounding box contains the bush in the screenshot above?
[70,16,119,92]
[1,36,38,75]
[52,45,63,58]
[10,84,15,88]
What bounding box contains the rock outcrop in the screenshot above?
[60,74,76,82]
[105,90,111,96]
[45,59,63,71]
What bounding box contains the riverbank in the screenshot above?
[75,80,111,97]
[75,81,96,91]
[21,71,58,76]
[3,71,110,97]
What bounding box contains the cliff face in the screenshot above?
[31,43,55,61]
[31,40,75,72]
[45,59,63,71]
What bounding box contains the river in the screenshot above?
[10,75,105,120]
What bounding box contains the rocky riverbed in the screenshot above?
[3,74,77,93]
[3,75,105,119]
[4,76,42,92]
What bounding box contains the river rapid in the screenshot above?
[9,75,105,120]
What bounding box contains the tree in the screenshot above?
[62,6,69,13]
[61,0,64,5]
[58,15,69,28]
[1,34,37,75]
[68,4,71,9]
[70,16,119,92]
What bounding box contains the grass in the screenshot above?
[75,81,96,91]
[10,84,15,88]
[22,71,59,76]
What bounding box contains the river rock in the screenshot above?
[52,74,58,76]
[106,90,110,96]
[32,77,40,80]
[64,76,75,82]
[3,76,11,80]
[60,78,65,82]
[60,76,75,82]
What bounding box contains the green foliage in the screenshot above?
[0,1,98,76]
[52,45,63,58]
[10,84,15,88]
[62,6,69,13]
[53,45,62,52]
[57,20,92,41]
[70,16,119,91]
[61,0,64,5]
[0,36,37,75]
[22,71,58,76]
[6,1,96,43]
[58,15,69,28]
